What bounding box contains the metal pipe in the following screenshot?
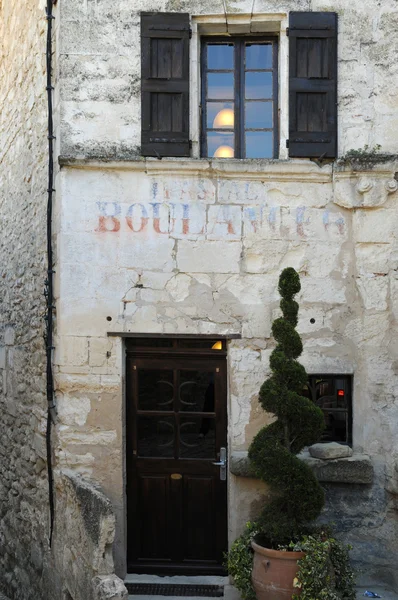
[45,0,56,547]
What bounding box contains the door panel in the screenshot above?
[183,476,216,561]
[127,353,227,574]
[138,474,170,560]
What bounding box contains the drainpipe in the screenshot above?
[44,0,57,546]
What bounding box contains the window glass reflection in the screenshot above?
[245,131,273,158]
[246,44,273,70]
[245,72,272,99]
[207,73,234,99]
[245,101,272,129]
[207,44,234,70]
[207,132,234,158]
[207,102,234,129]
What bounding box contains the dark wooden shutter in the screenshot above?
[141,12,190,157]
[288,12,337,158]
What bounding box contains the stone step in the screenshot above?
[125,574,231,600]
[128,596,212,600]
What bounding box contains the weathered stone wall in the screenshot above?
[1,0,394,595]
[0,0,50,597]
[53,472,127,600]
[59,0,398,159]
[56,158,398,585]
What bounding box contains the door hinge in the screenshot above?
[286,139,289,148]
[189,140,193,150]
[189,27,192,39]
[286,27,289,36]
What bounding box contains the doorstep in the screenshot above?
[125,574,398,600]
[125,574,234,600]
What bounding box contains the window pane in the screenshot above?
[138,369,174,411]
[207,102,234,129]
[179,371,215,413]
[245,101,272,129]
[179,417,216,459]
[207,132,234,158]
[245,72,272,99]
[246,43,273,69]
[207,73,234,99]
[137,416,175,458]
[303,375,352,444]
[207,44,234,70]
[245,131,273,158]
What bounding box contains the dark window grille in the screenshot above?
[303,375,352,445]
[201,37,278,159]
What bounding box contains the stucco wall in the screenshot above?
[59,0,398,160]
[55,157,398,583]
[0,0,50,597]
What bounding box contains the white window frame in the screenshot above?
[190,13,289,160]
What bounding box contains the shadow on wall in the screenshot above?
[55,472,127,600]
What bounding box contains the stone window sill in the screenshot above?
[59,156,332,182]
[229,450,373,484]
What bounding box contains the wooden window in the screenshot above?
[303,375,352,444]
[141,13,190,157]
[288,12,338,158]
[201,37,278,159]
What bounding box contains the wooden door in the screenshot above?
[126,340,228,574]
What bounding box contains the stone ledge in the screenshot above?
[58,156,332,182]
[230,450,373,484]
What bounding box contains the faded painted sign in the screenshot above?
[95,201,345,238]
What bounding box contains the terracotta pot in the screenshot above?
[251,540,305,600]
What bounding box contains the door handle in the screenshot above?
[213,447,227,481]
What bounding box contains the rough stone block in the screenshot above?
[309,442,353,460]
[58,336,89,367]
[229,450,256,478]
[177,240,241,273]
[4,328,15,346]
[229,450,373,484]
[89,338,112,368]
[357,276,388,311]
[308,454,374,484]
[118,236,175,271]
[92,575,128,600]
[355,243,392,276]
[353,209,396,243]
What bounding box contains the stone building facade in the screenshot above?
[1,0,398,598]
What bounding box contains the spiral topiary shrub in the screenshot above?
[248,267,325,547]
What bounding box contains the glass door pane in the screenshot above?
[138,369,174,411]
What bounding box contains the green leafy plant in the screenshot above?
[226,522,258,600]
[228,527,356,600]
[248,267,325,547]
[227,268,356,599]
[289,530,356,600]
[338,144,397,169]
